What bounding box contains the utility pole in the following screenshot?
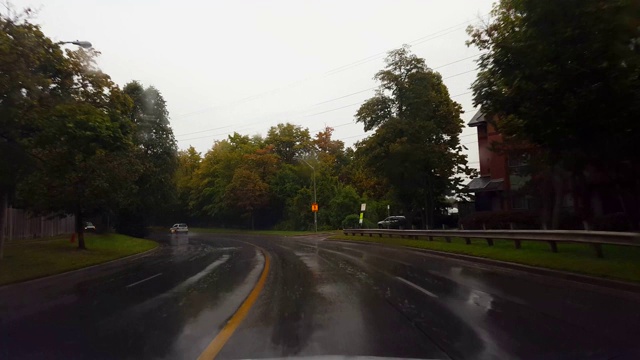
[312,167,317,233]
[301,158,317,232]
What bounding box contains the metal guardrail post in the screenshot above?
[341,228,640,258]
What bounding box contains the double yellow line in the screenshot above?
[197,248,271,360]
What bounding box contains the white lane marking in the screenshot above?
[340,248,412,266]
[395,276,438,298]
[173,254,230,291]
[126,273,163,288]
[213,247,240,251]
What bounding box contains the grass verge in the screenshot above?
[331,234,640,283]
[0,233,158,286]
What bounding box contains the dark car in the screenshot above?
[377,216,407,229]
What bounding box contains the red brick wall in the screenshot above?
[477,122,507,179]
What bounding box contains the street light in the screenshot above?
[300,158,317,233]
[57,40,93,49]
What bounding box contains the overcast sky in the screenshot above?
[13,0,494,169]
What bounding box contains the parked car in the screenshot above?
[84,222,96,232]
[377,216,407,229]
[170,223,189,234]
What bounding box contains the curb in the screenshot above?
[326,238,640,296]
[0,243,162,291]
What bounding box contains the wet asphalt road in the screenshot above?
[1,232,640,360]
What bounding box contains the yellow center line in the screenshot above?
[197,247,271,360]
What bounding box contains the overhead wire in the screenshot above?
[172,15,487,121]
[177,89,476,142]
[175,62,479,141]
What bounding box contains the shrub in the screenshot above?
[592,213,634,232]
[342,214,375,229]
[460,210,540,230]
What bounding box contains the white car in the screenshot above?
[84,222,96,232]
[170,223,189,234]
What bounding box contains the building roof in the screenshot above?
[466,176,504,192]
[467,110,486,127]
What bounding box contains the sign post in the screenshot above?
[359,203,366,228]
[311,202,318,232]
[387,204,390,229]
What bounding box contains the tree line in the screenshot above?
[1,9,472,253]
[5,0,636,258]
[467,0,640,230]
[0,10,177,254]
[174,47,473,231]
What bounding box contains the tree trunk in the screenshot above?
[551,164,564,229]
[251,211,255,230]
[424,174,434,230]
[573,170,592,229]
[539,170,552,229]
[0,192,6,260]
[75,207,86,250]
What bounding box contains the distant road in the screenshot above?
[2,232,640,359]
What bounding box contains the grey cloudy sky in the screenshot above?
[15,0,494,169]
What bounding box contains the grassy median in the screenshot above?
[0,233,158,286]
[331,234,640,283]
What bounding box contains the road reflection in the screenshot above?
[169,233,190,246]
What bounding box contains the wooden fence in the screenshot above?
[1,206,75,241]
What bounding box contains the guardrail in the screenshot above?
[342,229,640,258]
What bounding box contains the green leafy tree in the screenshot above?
[327,185,361,228]
[16,37,140,249]
[190,140,237,223]
[19,103,140,249]
[116,82,178,236]
[266,123,312,163]
[175,146,202,219]
[0,10,73,258]
[355,46,474,228]
[190,134,261,226]
[224,168,270,229]
[468,0,640,227]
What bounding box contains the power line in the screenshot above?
[444,69,477,79]
[176,124,234,137]
[451,91,473,98]
[313,87,376,106]
[310,121,355,134]
[176,103,357,141]
[172,16,486,121]
[324,16,487,77]
[177,89,476,142]
[310,57,481,109]
[304,102,362,118]
[174,53,480,135]
[435,54,482,70]
[175,59,480,141]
